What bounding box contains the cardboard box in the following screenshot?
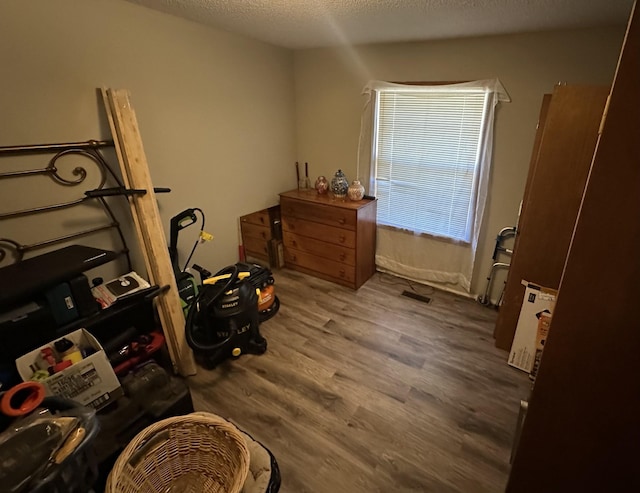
[508,281,557,373]
[530,311,552,380]
[16,328,123,410]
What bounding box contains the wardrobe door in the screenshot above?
[494,84,608,351]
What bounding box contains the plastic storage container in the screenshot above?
[1,396,100,493]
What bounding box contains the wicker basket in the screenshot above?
[106,412,250,493]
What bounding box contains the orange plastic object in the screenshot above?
[0,381,46,417]
[258,285,275,311]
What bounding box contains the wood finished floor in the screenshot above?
[187,269,531,493]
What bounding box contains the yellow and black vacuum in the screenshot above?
[169,207,279,369]
[185,263,280,369]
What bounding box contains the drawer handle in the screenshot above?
[339,234,346,243]
[338,217,346,225]
[292,240,297,247]
[339,269,345,277]
[339,253,346,261]
[259,217,265,224]
[292,254,297,262]
[261,232,267,239]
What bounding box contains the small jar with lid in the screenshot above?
[348,180,365,201]
[330,169,349,198]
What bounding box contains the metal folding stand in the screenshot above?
[477,226,516,306]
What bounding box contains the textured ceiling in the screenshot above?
[124,0,633,49]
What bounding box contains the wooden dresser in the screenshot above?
[279,189,377,289]
[240,205,281,265]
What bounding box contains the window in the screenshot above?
[372,84,493,243]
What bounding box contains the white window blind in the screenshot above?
[373,88,490,242]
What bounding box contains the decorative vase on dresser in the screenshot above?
[330,169,349,198]
[279,189,377,289]
[314,175,329,194]
[347,180,365,201]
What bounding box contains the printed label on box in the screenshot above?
[47,363,103,399]
[530,312,552,380]
[508,281,557,373]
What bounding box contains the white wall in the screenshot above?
[0,0,627,301]
[0,0,295,280]
[293,27,625,299]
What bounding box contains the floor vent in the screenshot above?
[401,290,431,304]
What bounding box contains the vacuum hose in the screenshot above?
[184,264,240,352]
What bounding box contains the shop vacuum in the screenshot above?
[169,209,279,369]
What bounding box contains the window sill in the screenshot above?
[377,223,471,247]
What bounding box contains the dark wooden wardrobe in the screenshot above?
[493,84,609,351]
[507,1,639,490]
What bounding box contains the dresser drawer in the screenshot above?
[283,232,355,266]
[241,222,270,242]
[240,209,271,228]
[284,248,355,284]
[280,197,357,231]
[282,216,355,248]
[243,235,269,259]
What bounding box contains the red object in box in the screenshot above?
[113,331,165,377]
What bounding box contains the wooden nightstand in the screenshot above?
[240,205,282,266]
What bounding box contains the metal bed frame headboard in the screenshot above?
[0,140,132,270]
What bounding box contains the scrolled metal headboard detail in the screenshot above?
[0,140,132,270]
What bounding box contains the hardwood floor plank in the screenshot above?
[186,269,530,492]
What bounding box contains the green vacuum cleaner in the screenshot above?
[168,208,204,313]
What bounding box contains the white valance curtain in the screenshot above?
[358,79,509,295]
